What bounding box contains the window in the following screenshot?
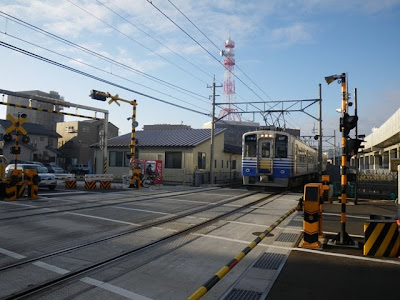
[232,160,237,170]
[221,160,224,168]
[109,151,123,167]
[65,126,75,133]
[214,160,217,168]
[275,134,288,158]
[261,141,271,158]
[244,134,257,157]
[165,151,182,169]
[124,151,131,167]
[48,138,53,147]
[198,152,206,169]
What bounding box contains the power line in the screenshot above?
[0,40,210,117]
[1,31,209,113]
[95,0,215,82]
[0,11,209,102]
[166,0,273,102]
[65,0,209,85]
[147,0,268,104]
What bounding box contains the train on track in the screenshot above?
[242,128,321,188]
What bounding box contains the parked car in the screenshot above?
[71,164,89,175]
[44,163,66,174]
[5,164,57,190]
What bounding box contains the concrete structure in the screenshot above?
[57,120,118,171]
[353,107,400,172]
[6,90,65,132]
[203,120,259,148]
[92,128,242,184]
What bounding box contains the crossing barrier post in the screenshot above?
[24,169,38,199]
[299,183,323,249]
[64,174,77,189]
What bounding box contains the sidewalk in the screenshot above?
[266,199,400,300]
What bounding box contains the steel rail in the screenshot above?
[4,191,282,299]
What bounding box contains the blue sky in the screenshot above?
[1,0,399,150]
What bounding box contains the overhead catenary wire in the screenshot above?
[0,40,210,117]
[0,11,209,102]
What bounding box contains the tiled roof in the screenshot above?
[94,128,226,148]
[0,119,61,138]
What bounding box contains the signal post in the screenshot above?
[90,90,142,189]
[325,73,364,245]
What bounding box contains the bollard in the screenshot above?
[24,169,38,199]
[299,183,323,249]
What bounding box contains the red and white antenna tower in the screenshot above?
[218,37,241,121]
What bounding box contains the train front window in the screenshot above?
[244,134,257,157]
[260,141,271,158]
[275,134,288,158]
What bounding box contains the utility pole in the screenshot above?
[207,77,222,185]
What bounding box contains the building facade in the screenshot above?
[353,108,400,173]
[0,119,61,164]
[57,120,118,171]
[92,128,242,185]
[6,90,65,132]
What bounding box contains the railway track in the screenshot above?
[0,188,299,299]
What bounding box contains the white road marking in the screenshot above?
[0,202,36,207]
[193,233,400,265]
[81,277,153,300]
[0,248,26,259]
[114,206,176,216]
[323,212,369,219]
[32,261,70,274]
[66,212,141,226]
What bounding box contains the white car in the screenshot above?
[5,164,57,190]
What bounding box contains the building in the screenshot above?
[0,119,61,163]
[57,120,118,171]
[6,90,65,132]
[92,128,242,185]
[203,120,259,148]
[355,107,400,172]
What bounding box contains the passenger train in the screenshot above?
[242,129,319,188]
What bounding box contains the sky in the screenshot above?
[1,0,400,151]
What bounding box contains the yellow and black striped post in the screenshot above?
[24,169,38,199]
[336,74,354,245]
[299,183,323,249]
[94,91,141,189]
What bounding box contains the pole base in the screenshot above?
[329,231,356,246]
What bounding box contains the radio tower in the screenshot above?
[218,37,241,121]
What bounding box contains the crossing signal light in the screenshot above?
[340,113,358,137]
[345,138,364,161]
[90,90,108,101]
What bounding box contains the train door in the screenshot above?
[258,138,272,175]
